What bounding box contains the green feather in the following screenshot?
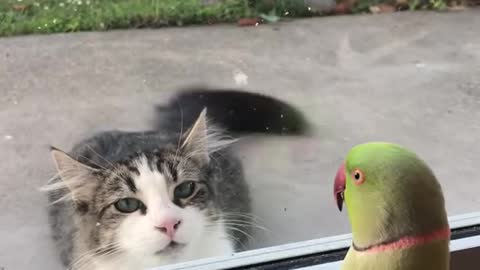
[342,239,450,270]
[340,142,449,270]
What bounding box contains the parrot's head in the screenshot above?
[334,142,448,247]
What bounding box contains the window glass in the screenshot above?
[0,1,478,270]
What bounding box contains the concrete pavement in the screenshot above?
[1,9,480,270]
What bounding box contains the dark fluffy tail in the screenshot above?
[155,87,311,136]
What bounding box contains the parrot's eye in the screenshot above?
[352,169,365,185]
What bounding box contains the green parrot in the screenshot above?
[334,142,450,270]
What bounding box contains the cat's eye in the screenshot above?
[174,181,196,199]
[114,198,143,213]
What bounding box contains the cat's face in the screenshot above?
[49,110,235,267]
[92,151,214,260]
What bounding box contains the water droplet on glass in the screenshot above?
[233,70,248,86]
[415,62,426,68]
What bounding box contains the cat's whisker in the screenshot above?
[68,242,123,270]
[217,220,270,233]
[76,153,131,185]
[73,246,124,270]
[84,144,117,170]
[70,252,103,270]
[71,252,103,270]
[71,242,122,259]
[224,213,264,221]
[48,193,73,205]
[210,219,270,236]
[174,103,185,159]
[226,233,245,250]
[46,173,61,183]
[208,215,256,224]
[221,226,255,242]
[207,212,270,232]
[207,221,255,240]
[211,211,263,221]
[209,214,258,222]
[40,170,84,204]
[222,217,265,224]
[40,180,68,192]
[204,227,247,251]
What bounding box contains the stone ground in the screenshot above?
[1,9,479,270]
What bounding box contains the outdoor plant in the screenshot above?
[0,0,469,37]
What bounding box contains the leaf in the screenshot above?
[12,4,30,12]
[238,18,259,26]
[334,2,352,14]
[407,0,421,10]
[369,3,396,13]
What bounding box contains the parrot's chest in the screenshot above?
[341,240,450,270]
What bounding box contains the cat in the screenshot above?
[43,87,310,270]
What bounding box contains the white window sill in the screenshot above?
[149,212,480,270]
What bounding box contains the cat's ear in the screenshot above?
[181,108,210,165]
[50,147,99,202]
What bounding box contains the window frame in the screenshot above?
[149,212,480,270]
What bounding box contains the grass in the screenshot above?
[351,0,451,12]
[0,0,246,36]
[0,0,458,37]
[0,0,315,37]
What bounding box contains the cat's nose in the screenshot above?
[155,218,182,239]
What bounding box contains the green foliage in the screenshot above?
[407,0,422,10]
[410,0,449,10]
[428,0,448,10]
[352,0,449,13]
[0,0,453,37]
[254,0,318,17]
[0,0,253,36]
[352,0,389,13]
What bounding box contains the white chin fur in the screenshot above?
[94,208,234,270]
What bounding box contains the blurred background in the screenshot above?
[0,1,479,269]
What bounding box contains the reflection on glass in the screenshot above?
[43,89,311,269]
[1,1,478,270]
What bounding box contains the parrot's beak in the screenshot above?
[334,162,346,212]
